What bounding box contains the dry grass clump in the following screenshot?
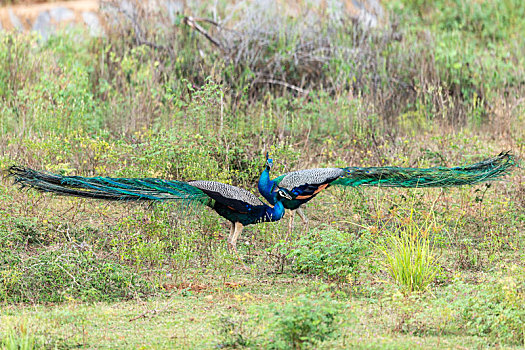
[98,0,525,130]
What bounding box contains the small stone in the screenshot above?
[32,11,54,41]
[8,9,24,32]
[82,11,103,36]
[165,0,184,23]
[50,7,75,22]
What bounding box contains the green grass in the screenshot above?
[0,0,524,348]
[375,217,439,293]
[0,276,523,349]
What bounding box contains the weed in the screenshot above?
[286,227,369,285]
[215,314,254,349]
[0,322,39,350]
[458,265,525,345]
[263,293,340,349]
[375,207,440,293]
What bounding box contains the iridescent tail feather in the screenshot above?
[334,151,515,188]
[7,166,209,205]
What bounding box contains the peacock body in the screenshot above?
[258,152,515,223]
[8,166,291,252]
[187,180,286,226]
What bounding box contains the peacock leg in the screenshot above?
[230,222,249,271]
[227,222,235,252]
[296,207,309,232]
[296,207,308,224]
[230,222,244,252]
[287,210,296,237]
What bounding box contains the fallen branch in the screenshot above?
[183,16,224,51]
[253,78,309,95]
[102,0,169,53]
[129,298,177,322]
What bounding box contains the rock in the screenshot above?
[8,9,24,32]
[119,0,135,16]
[50,7,75,22]
[32,11,54,40]
[82,11,103,36]
[165,0,184,23]
[351,0,384,28]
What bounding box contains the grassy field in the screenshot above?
[0,0,524,348]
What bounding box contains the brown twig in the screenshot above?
[183,16,224,51]
[102,0,170,54]
[253,78,309,95]
[129,297,177,322]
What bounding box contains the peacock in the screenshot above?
[258,152,515,230]
[8,166,292,253]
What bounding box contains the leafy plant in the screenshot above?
[264,293,340,349]
[287,227,369,284]
[459,265,525,345]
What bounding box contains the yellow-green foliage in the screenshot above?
[374,207,440,293]
[0,1,523,347]
[459,265,525,345]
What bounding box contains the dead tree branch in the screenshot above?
[183,16,224,51]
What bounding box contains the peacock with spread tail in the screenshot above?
[8,166,292,253]
[258,152,515,230]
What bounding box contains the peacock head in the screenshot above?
[276,188,292,201]
[265,152,273,169]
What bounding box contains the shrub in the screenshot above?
[459,265,525,345]
[287,227,369,284]
[265,293,340,349]
[0,247,153,303]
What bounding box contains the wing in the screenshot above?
[276,168,344,198]
[188,180,265,213]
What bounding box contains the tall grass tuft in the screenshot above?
[376,208,440,293]
[0,323,39,350]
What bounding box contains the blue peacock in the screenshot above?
[7,151,515,250]
[8,166,292,253]
[258,152,515,229]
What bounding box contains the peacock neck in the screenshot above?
[258,166,277,205]
[264,201,285,222]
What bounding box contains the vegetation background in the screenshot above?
[0,0,523,348]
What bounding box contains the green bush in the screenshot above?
[264,294,340,349]
[213,293,342,349]
[459,265,525,345]
[0,247,153,303]
[287,227,369,284]
[436,0,525,42]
